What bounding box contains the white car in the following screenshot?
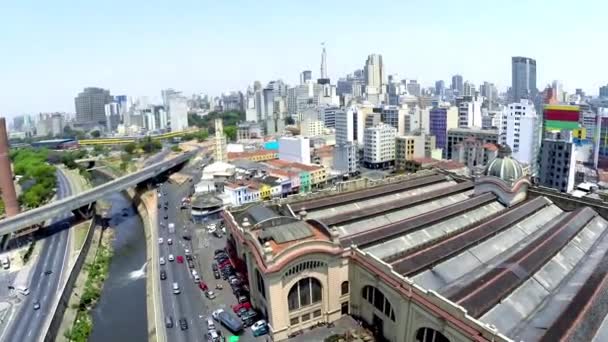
[212,309,224,321]
[168,254,175,262]
[167,238,173,245]
[159,257,166,265]
[158,237,164,244]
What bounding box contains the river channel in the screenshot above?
[89,176,148,342]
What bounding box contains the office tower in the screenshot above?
[429,106,459,154]
[363,123,397,169]
[0,118,19,217]
[458,95,483,128]
[245,86,257,122]
[551,81,564,103]
[451,75,463,94]
[435,80,445,97]
[161,88,181,109]
[105,102,120,132]
[333,106,362,174]
[502,100,540,174]
[600,84,608,98]
[12,116,25,131]
[407,80,421,97]
[463,81,476,96]
[364,54,385,95]
[511,56,537,102]
[322,106,339,128]
[74,87,113,128]
[221,91,244,112]
[446,128,499,160]
[214,119,227,162]
[168,96,189,131]
[480,82,497,109]
[538,132,576,192]
[300,70,312,85]
[320,43,327,79]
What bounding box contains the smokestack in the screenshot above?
[0,118,19,217]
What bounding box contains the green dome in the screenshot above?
[484,145,524,183]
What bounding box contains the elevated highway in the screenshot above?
[0,151,195,236]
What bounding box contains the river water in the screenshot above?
[89,182,148,341]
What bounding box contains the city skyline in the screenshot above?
[1,0,607,115]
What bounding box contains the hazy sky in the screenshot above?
[1,0,606,115]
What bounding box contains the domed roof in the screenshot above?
[484,145,524,183]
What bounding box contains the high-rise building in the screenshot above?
[501,100,540,174]
[221,91,244,112]
[300,70,312,85]
[321,106,339,128]
[458,95,483,128]
[0,118,19,217]
[463,81,476,97]
[538,132,576,192]
[597,108,608,168]
[511,56,537,102]
[446,128,499,160]
[168,96,189,131]
[600,84,608,98]
[74,87,113,128]
[407,80,421,97]
[363,123,396,169]
[213,118,227,162]
[452,138,498,170]
[435,80,445,97]
[320,43,327,79]
[451,75,463,94]
[429,106,459,154]
[333,106,362,174]
[364,54,384,95]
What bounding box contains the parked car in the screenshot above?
[241,309,257,322]
[213,270,220,279]
[212,309,224,321]
[165,316,174,328]
[198,282,209,292]
[238,295,249,304]
[205,290,216,300]
[232,302,252,313]
[211,263,218,271]
[251,320,268,337]
[187,260,195,269]
[218,310,244,334]
[160,270,167,280]
[176,255,184,263]
[207,330,221,342]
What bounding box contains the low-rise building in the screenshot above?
[395,135,426,171]
[279,136,311,164]
[451,138,499,171]
[363,123,397,169]
[227,150,278,162]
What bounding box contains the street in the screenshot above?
[1,168,73,342]
[156,163,268,341]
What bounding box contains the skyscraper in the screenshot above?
[300,70,312,85]
[511,56,537,102]
[451,75,463,94]
[74,87,113,128]
[600,84,608,98]
[502,100,541,174]
[364,54,384,94]
[168,96,189,132]
[435,80,445,97]
[320,43,327,79]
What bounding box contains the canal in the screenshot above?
[89,180,148,341]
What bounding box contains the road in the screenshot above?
[156,159,266,342]
[3,169,73,342]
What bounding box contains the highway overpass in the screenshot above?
[0,151,196,236]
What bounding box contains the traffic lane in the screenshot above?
[158,201,187,342]
[5,170,72,342]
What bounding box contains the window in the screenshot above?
[287,277,323,311]
[415,327,451,342]
[361,285,395,322]
[255,269,266,299]
[341,281,349,296]
[290,317,299,325]
[301,313,310,322]
[313,309,322,318]
[341,302,349,315]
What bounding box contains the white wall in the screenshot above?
[279,136,311,164]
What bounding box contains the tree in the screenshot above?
[123,142,137,155]
[90,130,101,138]
[224,125,237,141]
[285,116,295,125]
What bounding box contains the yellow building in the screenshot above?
[228,150,278,162]
[291,163,326,187]
[395,135,426,171]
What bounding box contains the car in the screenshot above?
[179,318,188,330]
[187,259,195,269]
[160,270,167,280]
[236,307,248,317]
[238,295,249,304]
[167,238,173,245]
[214,249,225,255]
[207,330,221,342]
[198,281,208,291]
[164,214,168,220]
[251,320,268,337]
[213,270,220,279]
[212,309,224,321]
[176,255,184,263]
[44,270,52,275]
[207,317,216,330]
[211,263,219,271]
[241,309,257,321]
[184,249,191,257]
[165,316,174,328]
[168,254,175,262]
[33,301,40,310]
[158,237,164,244]
[159,257,166,265]
[232,302,252,313]
[165,201,169,206]
[182,234,191,241]
[205,290,216,300]
[157,203,161,209]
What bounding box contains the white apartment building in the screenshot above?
[300,119,325,137]
[363,123,397,169]
[168,96,189,131]
[333,106,362,174]
[279,136,311,164]
[458,96,483,128]
[501,100,540,174]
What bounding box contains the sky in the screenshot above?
[1,0,606,116]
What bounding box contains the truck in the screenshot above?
[218,310,243,334]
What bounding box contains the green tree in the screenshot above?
[123,142,137,154]
[224,125,237,141]
[90,130,101,138]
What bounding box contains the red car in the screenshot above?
[219,260,231,268]
[198,281,209,291]
[176,256,184,264]
[232,302,251,313]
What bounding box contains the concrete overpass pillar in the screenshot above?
[72,203,95,220]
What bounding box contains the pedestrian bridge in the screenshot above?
[0,151,196,236]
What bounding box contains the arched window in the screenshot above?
[287,277,322,311]
[341,281,349,295]
[255,268,266,299]
[361,285,395,322]
[415,327,450,342]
